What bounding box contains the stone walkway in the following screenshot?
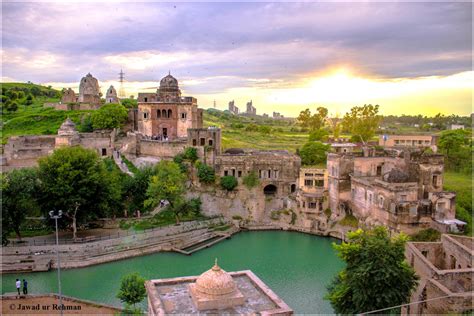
[112,150,134,176]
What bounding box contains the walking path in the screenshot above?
[112,150,134,176]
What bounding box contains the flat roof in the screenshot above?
[146,270,293,315]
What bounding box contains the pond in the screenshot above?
[1,231,344,313]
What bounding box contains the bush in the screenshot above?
[183,147,198,162]
[339,214,359,228]
[308,128,329,141]
[197,162,216,184]
[220,176,238,191]
[410,228,441,242]
[258,125,272,134]
[173,154,188,173]
[245,123,258,132]
[242,171,259,189]
[232,215,243,220]
[116,273,146,308]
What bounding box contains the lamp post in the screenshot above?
[49,210,63,315]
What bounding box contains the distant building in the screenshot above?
[403,234,473,315]
[378,134,438,148]
[47,73,102,110]
[246,100,256,115]
[228,100,239,115]
[262,113,269,118]
[145,260,293,314]
[450,124,464,130]
[273,112,284,119]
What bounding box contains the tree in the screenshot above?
[242,171,259,189]
[116,273,146,311]
[308,128,329,142]
[2,168,40,241]
[326,227,418,314]
[438,129,472,174]
[90,103,128,130]
[123,166,155,214]
[220,175,238,191]
[342,104,381,143]
[38,147,115,240]
[297,107,328,131]
[196,162,216,184]
[145,161,186,224]
[299,141,330,165]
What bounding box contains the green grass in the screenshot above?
[1,95,93,144]
[8,229,53,239]
[121,154,139,174]
[444,171,473,235]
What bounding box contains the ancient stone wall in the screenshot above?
[139,139,187,158]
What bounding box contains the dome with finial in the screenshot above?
[194,259,237,296]
[57,118,78,136]
[159,72,179,89]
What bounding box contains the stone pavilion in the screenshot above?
[145,259,293,315]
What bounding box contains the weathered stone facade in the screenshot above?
[78,73,101,105]
[327,148,461,234]
[137,74,203,139]
[2,119,115,171]
[105,85,119,103]
[404,234,473,315]
[246,100,256,115]
[61,88,77,103]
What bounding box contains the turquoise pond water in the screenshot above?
[1,231,344,313]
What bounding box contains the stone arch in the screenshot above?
[263,184,277,196]
[157,109,161,118]
[290,184,296,193]
[162,109,167,118]
[168,109,172,118]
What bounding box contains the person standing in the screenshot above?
[15,279,21,296]
[22,279,28,295]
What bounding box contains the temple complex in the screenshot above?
[145,260,293,315]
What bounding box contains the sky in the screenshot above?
[2,1,472,117]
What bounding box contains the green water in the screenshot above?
[1,231,343,313]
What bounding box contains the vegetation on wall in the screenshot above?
[242,171,259,189]
[220,175,238,191]
[196,162,216,184]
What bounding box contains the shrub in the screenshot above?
[258,125,272,134]
[116,273,146,308]
[290,210,297,225]
[232,215,243,220]
[324,208,332,217]
[339,214,359,228]
[410,228,441,242]
[242,171,259,189]
[245,124,258,132]
[197,162,216,184]
[220,176,238,191]
[183,147,198,162]
[308,129,329,141]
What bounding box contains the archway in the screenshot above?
[264,184,277,196]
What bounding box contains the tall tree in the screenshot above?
[297,107,329,131]
[342,104,381,143]
[326,227,418,314]
[145,161,186,224]
[38,146,115,240]
[2,168,40,241]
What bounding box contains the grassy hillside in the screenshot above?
[444,172,473,235]
[1,83,93,144]
[203,108,310,152]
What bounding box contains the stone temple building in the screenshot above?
[404,234,473,315]
[78,73,101,105]
[105,85,119,103]
[246,100,256,115]
[327,147,463,234]
[136,73,203,139]
[228,100,239,115]
[145,260,293,314]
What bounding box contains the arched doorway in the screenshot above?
[264,184,277,196]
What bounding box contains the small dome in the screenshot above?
[225,148,245,155]
[383,168,409,183]
[194,260,237,296]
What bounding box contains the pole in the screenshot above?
[55,217,63,316]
